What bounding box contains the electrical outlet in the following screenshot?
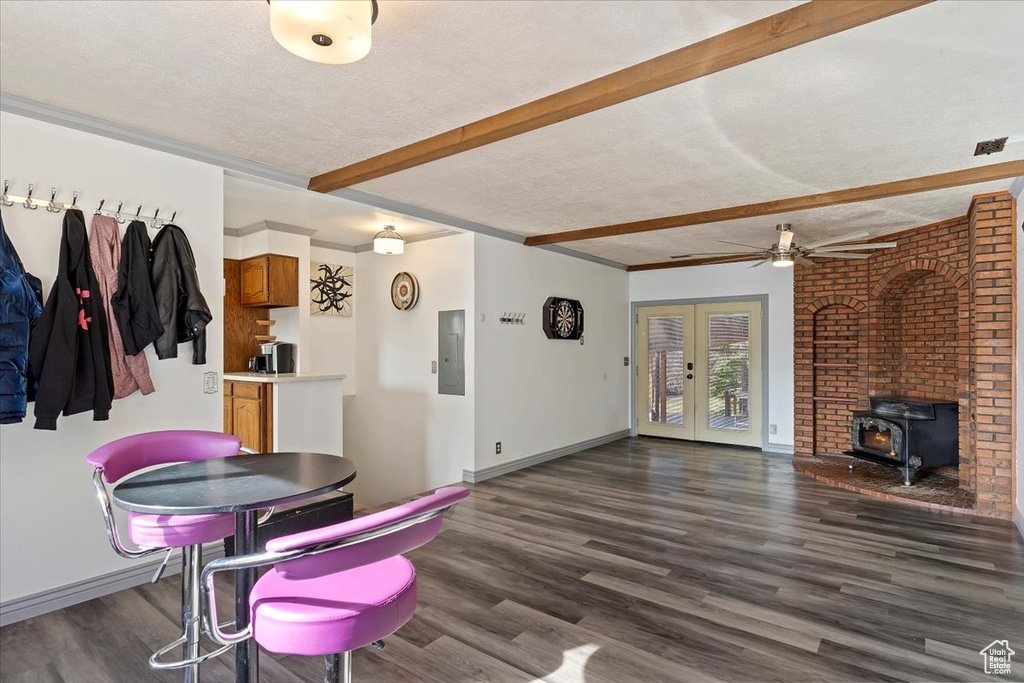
[769,424,778,436]
[624,356,630,366]
[495,442,502,455]
[203,371,218,394]
[431,360,438,374]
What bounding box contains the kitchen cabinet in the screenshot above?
[241,254,299,308]
[224,380,273,452]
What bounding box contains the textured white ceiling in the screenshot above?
[0,0,798,177]
[224,174,448,247]
[2,0,1021,266]
[355,0,1024,245]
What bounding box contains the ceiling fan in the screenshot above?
[670,223,897,268]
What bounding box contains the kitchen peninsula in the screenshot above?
[223,373,347,454]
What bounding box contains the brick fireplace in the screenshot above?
[794,192,1017,519]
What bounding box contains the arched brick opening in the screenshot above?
[869,261,971,489]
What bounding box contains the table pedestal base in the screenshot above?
[234,511,259,683]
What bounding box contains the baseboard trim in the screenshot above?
[764,442,795,455]
[463,430,630,483]
[0,544,225,627]
[1015,506,1024,541]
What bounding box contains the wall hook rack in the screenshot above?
[0,179,177,227]
[499,312,526,325]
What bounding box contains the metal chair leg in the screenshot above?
[182,544,202,683]
[324,652,352,683]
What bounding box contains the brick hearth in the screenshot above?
[793,192,1017,519]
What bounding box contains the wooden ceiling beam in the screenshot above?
[627,254,764,272]
[526,160,1024,246]
[308,0,930,193]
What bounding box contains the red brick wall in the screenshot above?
[794,192,1017,519]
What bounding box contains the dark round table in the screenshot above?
[112,451,357,683]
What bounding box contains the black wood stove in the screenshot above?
[844,396,958,486]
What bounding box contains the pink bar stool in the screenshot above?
[201,486,470,683]
[87,430,244,682]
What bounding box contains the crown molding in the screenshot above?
[310,238,356,253]
[331,188,627,270]
[1,92,626,270]
[1,93,309,188]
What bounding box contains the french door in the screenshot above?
[636,301,762,447]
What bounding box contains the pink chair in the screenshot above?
[87,430,243,680]
[201,486,470,683]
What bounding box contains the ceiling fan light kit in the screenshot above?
[268,0,378,65]
[675,223,897,270]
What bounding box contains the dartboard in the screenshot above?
[542,296,584,339]
[555,301,575,338]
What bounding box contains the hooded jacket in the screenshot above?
[111,220,162,356]
[0,213,43,424]
[90,215,155,399]
[151,224,211,364]
[29,209,114,429]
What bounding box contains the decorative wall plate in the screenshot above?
[391,272,419,310]
[542,296,584,339]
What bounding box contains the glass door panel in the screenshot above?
[695,301,762,447]
[636,306,694,440]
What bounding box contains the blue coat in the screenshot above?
[0,213,43,424]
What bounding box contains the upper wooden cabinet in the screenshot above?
[241,254,299,308]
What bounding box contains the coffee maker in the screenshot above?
[248,341,296,374]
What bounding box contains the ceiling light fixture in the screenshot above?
[373,225,404,255]
[771,251,795,268]
[268,0,379,65]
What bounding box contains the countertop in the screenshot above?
[223,372,348,384]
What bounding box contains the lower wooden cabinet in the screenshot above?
[224,381,273,452]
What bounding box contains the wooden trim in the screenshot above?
[308,0,929,193]
[529,161,1024,246]
[627,254,763,272]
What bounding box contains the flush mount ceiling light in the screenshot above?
[373,225,404,255]
[268,0,379,65]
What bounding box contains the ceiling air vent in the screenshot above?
[974,137,1008,156]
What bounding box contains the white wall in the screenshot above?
[474,237,630,471]
[343,233,475,507]
[629,262,795,449]
[0,112,224,604]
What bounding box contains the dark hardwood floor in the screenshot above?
[3,437,1023,682]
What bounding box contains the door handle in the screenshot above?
[687,362,693,370]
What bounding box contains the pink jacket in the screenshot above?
[89,216,155,398]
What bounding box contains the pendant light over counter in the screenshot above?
[373,225,405,255]
[268,0,379,65]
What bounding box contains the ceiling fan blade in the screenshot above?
[777,230,794,251]
[812,242,897,252]
[795,255,817,268]
[799,231,871,251]
[715,240,768,251]
[812,252,872,259]
[748,259,770,269]
[670,252,751,259]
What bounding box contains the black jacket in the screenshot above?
[0,213,43,424]
[151,224,211,364]
[29,210,114,429]
[111,220,163,356]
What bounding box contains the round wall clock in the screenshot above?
[391,272,419,310]
[542,296,584,339]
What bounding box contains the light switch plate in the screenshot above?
[203,371,218,394]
